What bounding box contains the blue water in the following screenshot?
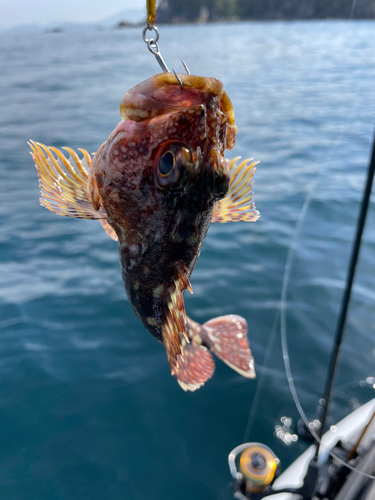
[1,20,375,500]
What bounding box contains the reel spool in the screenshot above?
[229,443,279,497]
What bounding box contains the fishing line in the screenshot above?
[241,128,375,479]
[242,309,279,443]
[279,137,375,480]
[349,0,358,19]
[242,130,344,443]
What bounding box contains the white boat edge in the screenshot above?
[266,398,375,500]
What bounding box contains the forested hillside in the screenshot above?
[156,0,375,22]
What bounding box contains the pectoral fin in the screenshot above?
[213,157,260,223]
[29,141,107,220]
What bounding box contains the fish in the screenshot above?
[29,73,259,391]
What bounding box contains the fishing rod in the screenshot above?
[313,124,375,465]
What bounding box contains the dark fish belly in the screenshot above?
[117,205,215,343]
[118,241,195,342]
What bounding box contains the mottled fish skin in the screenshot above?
[88,74,236,370]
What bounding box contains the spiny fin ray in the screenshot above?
[29,141,108,220]
[162,263,192,374]
[213,157,260,223]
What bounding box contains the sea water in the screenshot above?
[0,20,374,500]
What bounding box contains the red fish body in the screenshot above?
[30,73,259,391]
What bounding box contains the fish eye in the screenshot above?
[154,141,193,189]
[158,151,175,176]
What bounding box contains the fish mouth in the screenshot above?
[120,73,235,127]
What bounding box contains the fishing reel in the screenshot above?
[228,443,280,499]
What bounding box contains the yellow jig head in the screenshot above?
[146,0,156,26]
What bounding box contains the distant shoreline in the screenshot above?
[155,0,375,23]
[1,17,374,35]
[155,17,375,24]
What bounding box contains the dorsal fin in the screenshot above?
[213,157,260,223]
[29,141,117,241]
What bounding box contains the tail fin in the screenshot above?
[174,341,215,392]
[202,315,256,378]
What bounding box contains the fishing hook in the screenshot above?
[142,2,190,89]
[172,69,183,90]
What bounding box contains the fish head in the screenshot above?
[89,73,237,244]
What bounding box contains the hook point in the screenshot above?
[181,60,191,75]
[172,69,184,91]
